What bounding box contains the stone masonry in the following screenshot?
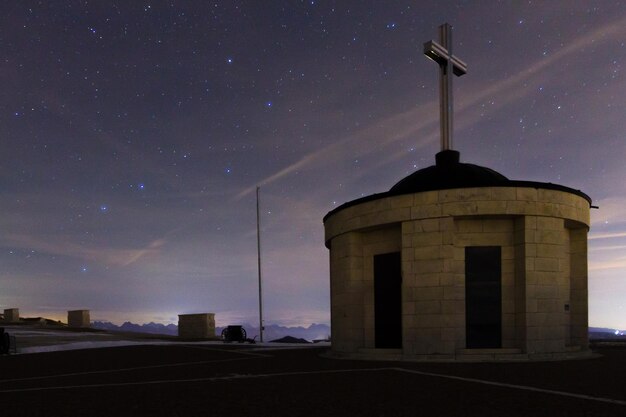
[2,309,20,322]
[178,313,216,339]
[67,310,91,328]
[325,186,590,361]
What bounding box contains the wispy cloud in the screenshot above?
[0,233,168,267]
[589,257,626,271]
[118,238,168,266]
[590,244,626,251]
[589,231,626,240]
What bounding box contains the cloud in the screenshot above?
[236,96,443,199]
[118,238,168,266]
[589,231,626,240]
[236,152,323,199]
[590,245,626,251]
[589,257,626,271]
[0,233,168,267]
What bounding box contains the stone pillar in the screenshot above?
[68,310,91,328]
[534,215,568,353]
[178,313,216,339]
[517,213,570,355]
[402,216,455,356]
[329,232,364,353]
[3,309,19,322]
[514,217,528,350]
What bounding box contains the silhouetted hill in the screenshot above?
[270,336,311,343]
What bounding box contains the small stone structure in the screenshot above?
[3,309,19,322]
[67,310,91,328]
[178,313,215,339]
[324,150,591,361]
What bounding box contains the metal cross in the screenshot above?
[424,23,467,151]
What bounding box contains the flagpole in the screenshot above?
[256,186,264,342]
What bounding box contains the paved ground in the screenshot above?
[1,335,625,417]
[0,345,626,416]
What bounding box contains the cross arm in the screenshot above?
[423,40,468,76]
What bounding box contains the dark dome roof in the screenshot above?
[389,150,508,195]
[323,150,591,223]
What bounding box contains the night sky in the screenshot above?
[1,1,625,329]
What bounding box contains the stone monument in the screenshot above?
[178,313,216,339]
[3,308,19,323]
[323,23,591,361]
[67,310,91,328]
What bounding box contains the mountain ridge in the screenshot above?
[92,321,331,341]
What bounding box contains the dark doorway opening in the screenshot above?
[465,246,502,349]
[374,252,402,348]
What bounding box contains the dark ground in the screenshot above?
[1,344,625,417]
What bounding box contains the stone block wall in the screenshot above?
[178,313,216,339]
[330,232,364,352]
[515,215,570,353]
[401,217,455,356]
[67,310,90,328]
[3,308,19,322]
[324,186,590,360]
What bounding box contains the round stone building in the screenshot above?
[324,150,591,361]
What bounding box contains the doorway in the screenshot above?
[465,246,502,349]
[374,252,402,348]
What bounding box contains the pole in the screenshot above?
[423,23,467,153]
[439,23,452,151]
[256,186,264,342]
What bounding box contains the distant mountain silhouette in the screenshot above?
[92,321,331,341]
[270,336,311,343]
[92,321,178,336]
[589,327,625,338]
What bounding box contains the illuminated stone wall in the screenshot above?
[178,313,216,339]
[325,187,590,361]
[67,310,91,328]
